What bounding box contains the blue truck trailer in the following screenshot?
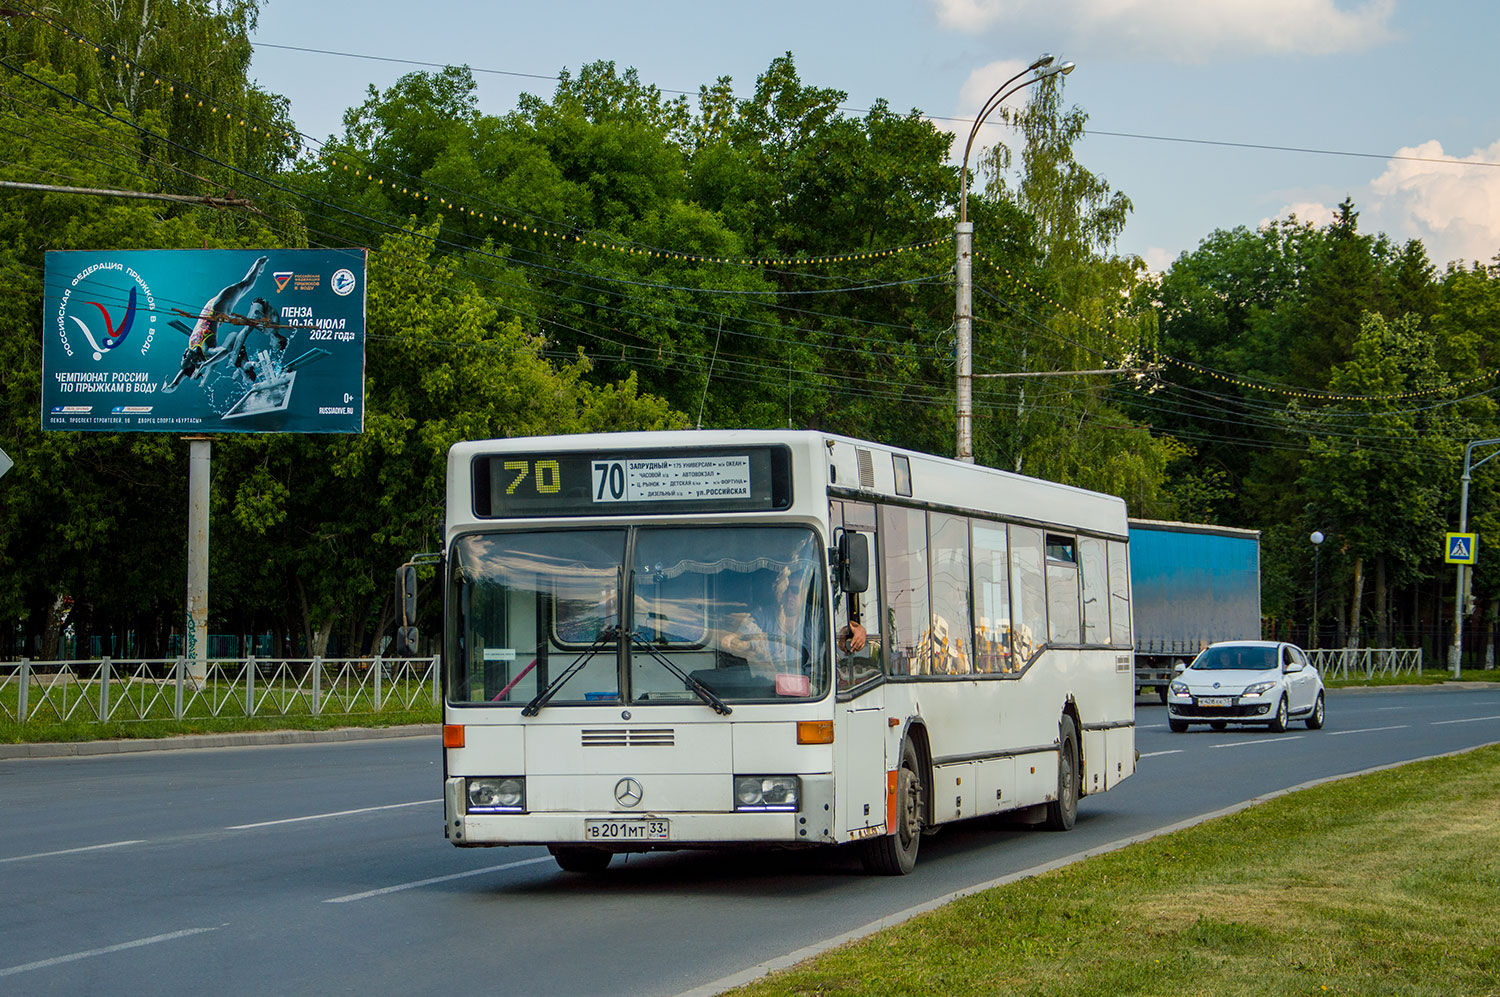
[1130,519,1262,702]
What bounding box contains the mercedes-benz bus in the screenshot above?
[431,430,1135,874]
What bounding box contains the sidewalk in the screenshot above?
[0,724,440,760]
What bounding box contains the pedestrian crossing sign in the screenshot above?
[1446,532,1478,565]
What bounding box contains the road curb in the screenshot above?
[0,724,439,759]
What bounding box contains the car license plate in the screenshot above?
[1198,696,1232,707]
[585,818,669,841]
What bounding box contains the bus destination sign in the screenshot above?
[473,446,791,518]
[594,456,750,503]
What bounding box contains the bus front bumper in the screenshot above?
[444,775,836,847]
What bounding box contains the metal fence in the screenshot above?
[0,656,440,724]
[1308,647,1422,681]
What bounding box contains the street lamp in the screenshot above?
[1309,531,1324,649]
[955,55,1075,462]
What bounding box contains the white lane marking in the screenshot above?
[1433,714,1500,726]
[1373,707,1408,711]
[228,798,440,830]
[0,926,220,978]
[0,840,144,865]
[1137,724,1166,730]
[1212,735,1304,749]
[1329,725,1411,736]
[324,856,554,903]
[1139,749,1184,759]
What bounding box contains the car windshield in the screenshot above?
[448,525,829,706]
[1191,645,1278,671]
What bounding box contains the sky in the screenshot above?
[248,0,1500,274]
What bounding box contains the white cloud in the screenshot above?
[930,0,1396,59]
[1260,201,1337,230]
[1141,247,1178,273]
[1369,139,1500,267]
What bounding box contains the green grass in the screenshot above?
[0,707,439,744]
[730,746,1500,997]
[1325,667,1500,688]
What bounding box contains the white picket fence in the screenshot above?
[1307,647,1422,681]
[0,655,440,724]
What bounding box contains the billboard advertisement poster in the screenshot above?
[41,248,367,434]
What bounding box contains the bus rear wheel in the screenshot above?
[1042,716,1079,831]
[549,846,613,873]
[860,739,924,875]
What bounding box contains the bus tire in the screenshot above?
[549,846,613,873]
[1042,716,1079,831]
[859,739,924,875]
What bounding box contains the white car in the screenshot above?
[1167,640,1325,733]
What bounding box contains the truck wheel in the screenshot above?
[1157,685,1169,705]
[1042,717,1079,831]
[859,739,924,875]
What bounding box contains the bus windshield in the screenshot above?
[448,525,829,707]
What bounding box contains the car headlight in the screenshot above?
[1169,681,1190,697]
[734,775,800,811]
[467,776,525,813]
[1243,681,1277,697]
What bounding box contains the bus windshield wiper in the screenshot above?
[521,625,619,717]
[626,630,732,716]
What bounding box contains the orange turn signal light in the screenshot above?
[442,724,465,748]
[797,720,834,744]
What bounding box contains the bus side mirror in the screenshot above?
[837,532,869,594]
[395,563,419,657]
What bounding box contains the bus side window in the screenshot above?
[1107,540,1131,646]
[881,505,930,677]
[834,501,883,691]
[1009,525,1047,668]
[1079,537,1109,644]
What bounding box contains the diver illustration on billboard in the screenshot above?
[163,255,266,392]
[159,254,331,421]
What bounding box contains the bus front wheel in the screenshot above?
[859,739,924,875]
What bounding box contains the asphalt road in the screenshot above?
[2,685,1498,996]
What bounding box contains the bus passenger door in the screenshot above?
[832,501,888,839]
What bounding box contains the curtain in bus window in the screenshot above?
[1108,540,1131,645]
[881,505,931,676]
[448,530,624,706]
[1009,525,1047,666]
[1046,533,1081,644]
[928,512,972,675]
[971,521,1012,673]
[833,502,883,692]
[1080,537,1109,644]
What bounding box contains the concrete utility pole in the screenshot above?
[1450,438,1500,677]
[954,54,1074,463]
[185,436,212,681]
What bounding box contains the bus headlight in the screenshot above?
[734,775,799,811]
[467,777,525,813]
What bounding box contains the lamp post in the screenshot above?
[955,54,1075,462]
[1309,531,1324,649]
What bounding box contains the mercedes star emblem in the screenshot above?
[614,777,644,808]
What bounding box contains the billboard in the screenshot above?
[42,248,367,433]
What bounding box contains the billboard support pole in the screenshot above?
[185,435,212,682]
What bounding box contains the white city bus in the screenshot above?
[435,430,1135,874]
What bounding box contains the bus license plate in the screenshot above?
[585,819,669,841]
[1198,696,1232,707]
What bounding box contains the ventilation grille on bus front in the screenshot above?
[856,448,875,488]
[580,728,675,748]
